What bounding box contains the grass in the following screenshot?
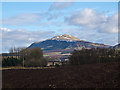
[1,66,55,70]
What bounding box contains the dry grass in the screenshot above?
[1,66,55,70]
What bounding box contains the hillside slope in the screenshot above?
[113,44,120,49]
[28,34,110,51]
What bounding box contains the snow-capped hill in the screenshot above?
[113,43,120,49]
[49,34,80,41]
[28,34,110,51]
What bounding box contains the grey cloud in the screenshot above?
[65,8,107,28]
[1,28,55,52]
[98,13,118,33]
[65,8,118,33]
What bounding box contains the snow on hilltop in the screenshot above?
[49,34,81,42]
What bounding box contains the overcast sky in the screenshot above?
[1,2,118,53]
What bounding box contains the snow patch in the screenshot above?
[56,36,59,38]
[55,40,77,42]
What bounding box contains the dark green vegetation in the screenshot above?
[2,57,22,67]
[69,48,120,65]
[2,47,47,67]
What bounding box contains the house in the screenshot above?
[47,60,62,66]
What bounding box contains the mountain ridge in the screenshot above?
[28,34,110,51]
[113,43,120,49]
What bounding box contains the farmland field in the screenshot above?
[2,62,120,88]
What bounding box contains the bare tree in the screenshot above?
[20,47,47,67]
[9,48,14,57]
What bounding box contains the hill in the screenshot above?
[29,34,109,51]
[113,43,120,49]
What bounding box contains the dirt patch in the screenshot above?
[2,62,120,88]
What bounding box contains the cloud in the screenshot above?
[60,28,118,46]
[2,13,44,26]
[47,12,63,20]
[2,12,64,26]
[65,8,107,28]
[1,27,55,52]
[49,2,73,11]
[0,27,11,32]
[98,13,118,33]
[65,8,118,33]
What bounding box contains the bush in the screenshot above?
[2,57,21,67]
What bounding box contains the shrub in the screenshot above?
[2,57,21,67]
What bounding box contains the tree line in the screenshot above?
[2,47,47,67]
[69,48,120,65]
[2,47,120,67]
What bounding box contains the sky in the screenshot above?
[0,2,118,53]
